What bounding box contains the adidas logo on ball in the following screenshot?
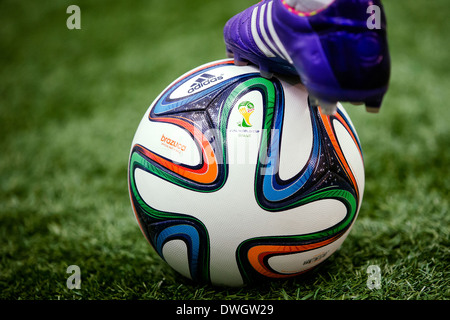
[188,73,224,93]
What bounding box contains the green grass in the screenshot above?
[0,0,448,300]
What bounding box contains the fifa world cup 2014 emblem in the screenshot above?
[237,101,255,127]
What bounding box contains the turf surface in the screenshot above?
[0,0,448,300]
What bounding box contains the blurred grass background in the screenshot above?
[0,0,448,300]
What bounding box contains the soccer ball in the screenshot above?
[128,59,364,287]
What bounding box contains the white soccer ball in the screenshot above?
[128,59,365,287]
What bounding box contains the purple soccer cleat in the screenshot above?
[224,0,391,114]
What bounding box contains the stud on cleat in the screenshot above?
[309,95,319,107]
[365,106,381,113]
[259,66,273,79]
[226,51,234,59]
[365,96,383,113]
[310,95,337,115]
[319,100,338,116]
[234,59,249,66]
[232,53,249,66]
